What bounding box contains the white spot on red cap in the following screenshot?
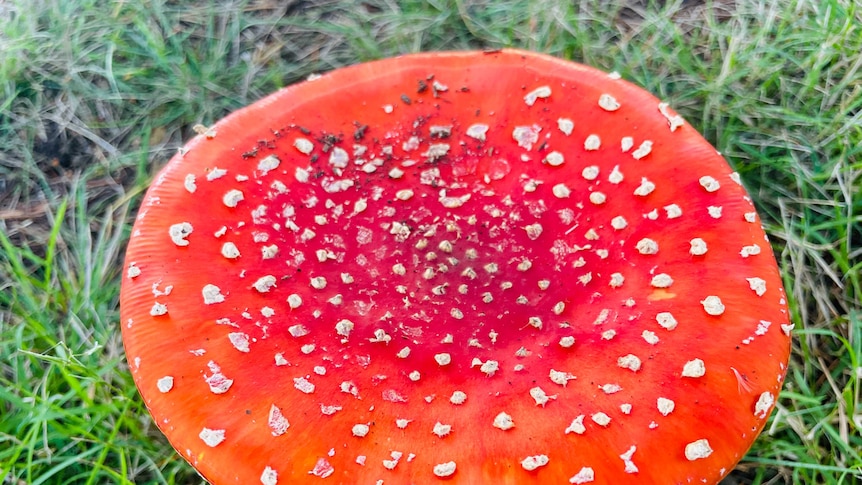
[607,165,624,184]
[150,282,172,298]
[600,383,622,394]
[382,389,407,403]
[617,354,641,372]
[293,377,315,394]
[309,457,334,478]
[521,455,549,471]
[657,397,675,416]
[220,242,240,259]
[268,405,289,436]
[432,422,452,437]
[620,445,638,473]
[584,134,601,151]
[199,427,225,447]
[156,376,173,393]
[741,244,761,258]
[747,277,767,296]
[168,222,193,246]
[438,191,471,208]
[699,175,720,192]
[701,295,725,315]
[658,102,685,131]
[253,275,277,293]
[204,361,233,394]
[656,312,678,330]
[591,412,611,427]
[320,404,341,415]
[559,335,576,348]
[183,174,196,193]
[581,165,599,180]
[754,392,775,418]
[565,415,586,435]
[493,412,514,430]
[552,183,572,199]
[636,238,658,255]
[557,118,574,135]
[466,123,488,141]
[598,94,620,111]
[310,276,327,290]
[329,147,349,169]
[293,138,313,155]
[632,140,653,160]
[434,353,452,366]
[543,151,565,167]
[257,155,280,175]
[261,245,278,260]
[352,423,370,437]
[664,204,682,219]
[228,332,250,352]
[335,319,354,338]
[569,466,595,483]
[369,328,392,344]
[513,125,541,150]
[524,86,552,106]
[641,330,659,345]
[126,262,141,279]
[549,369,576,386]
[294,166,310,183]
[202,284,225,304]
[382,451,402,470]
[650,274,673,288]
[588,192,606,205]
[222,189,244,208]
[433,461,456,478]
[260,466,278,485]
[479,360,499,376]
[621,136,634,152]
[633,177,655,196]
[690,238,708,256]
[395,189,414,201]
[286,294,302,309]
[205,167,226,181]
[682,359,706,378]
[149,302,167,316]
[611,216,627,230]
[685,439,713,461]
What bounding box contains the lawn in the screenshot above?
[0,0,860,483]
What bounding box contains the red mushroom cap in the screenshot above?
[121,49,792,484]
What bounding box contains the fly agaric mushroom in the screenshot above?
[120,49,792,484]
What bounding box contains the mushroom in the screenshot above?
[120,49,792,483]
